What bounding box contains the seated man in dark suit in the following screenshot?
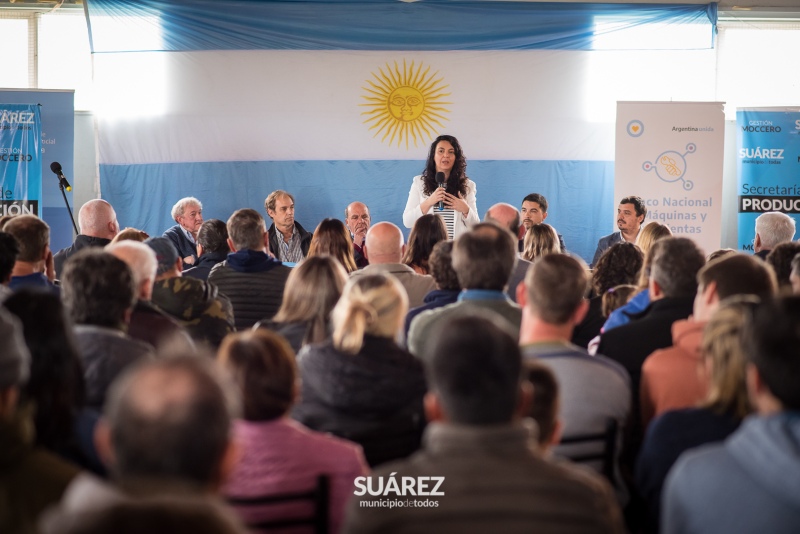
[163,197,203,270]
[591,196,646,267]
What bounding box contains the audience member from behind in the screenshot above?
[4,289,104,474]
[525,361,562,455]
[4,215,56,291]
[163,197,204,269]
[109,227,150,245]
[640,253,777,428]
[42,357,245,534]
[402,213,448,275]
[408,223,521,359]
[54,199,120,278]
[637,297,757,534]
[344,201,371,268]
[107,240,195,352]
[293,274,426,467]
[256,256,348,354]
[766,241,800,289]
[0,308,80,534]
[145,237,234,349]
[603,221,672,332]
[346,315,623,534]
[521,223,561,263]
[0,231,19,301]
[753,210,796,260]
[791,254,800,294]
[61,249,155,409]
[219,329,368,533]
[350,221,435,308]
[518,254,630,500]
[484,202,530,302]
[573,242,643,349]
[209,209,292,330]
[306,218,358,273]
[592,195,646,267]
[403,240,461,338]
[182,219,230,281]
[663,296,800,534]
[265,190,313,263]
[597,237,705,451]
[603,285,638,318]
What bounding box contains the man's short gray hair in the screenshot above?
[755,211,796,249]
[106,241,158,290]
[171,197,202,222]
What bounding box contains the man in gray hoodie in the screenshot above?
[662,295,800,534]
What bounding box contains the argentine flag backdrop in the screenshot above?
[85,0,716,262]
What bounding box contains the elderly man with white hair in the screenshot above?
[106,240,193,352]
[163,197,203,269]
[754,211,796,260]
[53,199,120,278]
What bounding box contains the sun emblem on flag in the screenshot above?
[361,60,452,149]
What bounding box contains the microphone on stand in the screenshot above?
[435,171,445,210]
[50,161,72,192]
[49,161,79,235]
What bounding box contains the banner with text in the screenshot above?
[615,102,725,255]
[0,104,41,217]
[736,108,800,251]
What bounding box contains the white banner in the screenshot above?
[615,101,725,255]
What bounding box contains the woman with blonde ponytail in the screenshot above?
[292,274,427,467]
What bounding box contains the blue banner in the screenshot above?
[736,108,800,251]
[85,0,716,52]
[1,90,75,251]
[0,104,41,217]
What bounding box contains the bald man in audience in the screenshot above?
[345,201,371,268]
[485,202,531,302]
[349,222,435,308]
[54,199,120,278]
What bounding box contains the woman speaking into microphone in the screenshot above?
[402,134,479,239]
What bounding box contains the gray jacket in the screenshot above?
[74,325,155,410]
[663,413,800,534]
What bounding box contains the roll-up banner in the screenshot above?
[1,90,75,251]
[736,108,800,251]
[615,102,725,255]
[0,104,41,217]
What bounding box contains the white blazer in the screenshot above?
[401,175,479,238]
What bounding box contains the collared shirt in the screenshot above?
[278,225,304,263]
[180,225,196,245]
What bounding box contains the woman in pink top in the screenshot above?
[218,330,369,533]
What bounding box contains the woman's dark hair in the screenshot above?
[218,330,296,422]
[421,134,468,198]
[307,218,358,273]
[592,242,644,295]
[4,289,85,451]
[402,214,448,275]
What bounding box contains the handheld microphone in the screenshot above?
[50,162,72,192]
[435,171,445,210]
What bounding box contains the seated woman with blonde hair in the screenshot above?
[255,256,347,354]
[636,297,757,533]
[521,223,561,263]
[292,273,427,467]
